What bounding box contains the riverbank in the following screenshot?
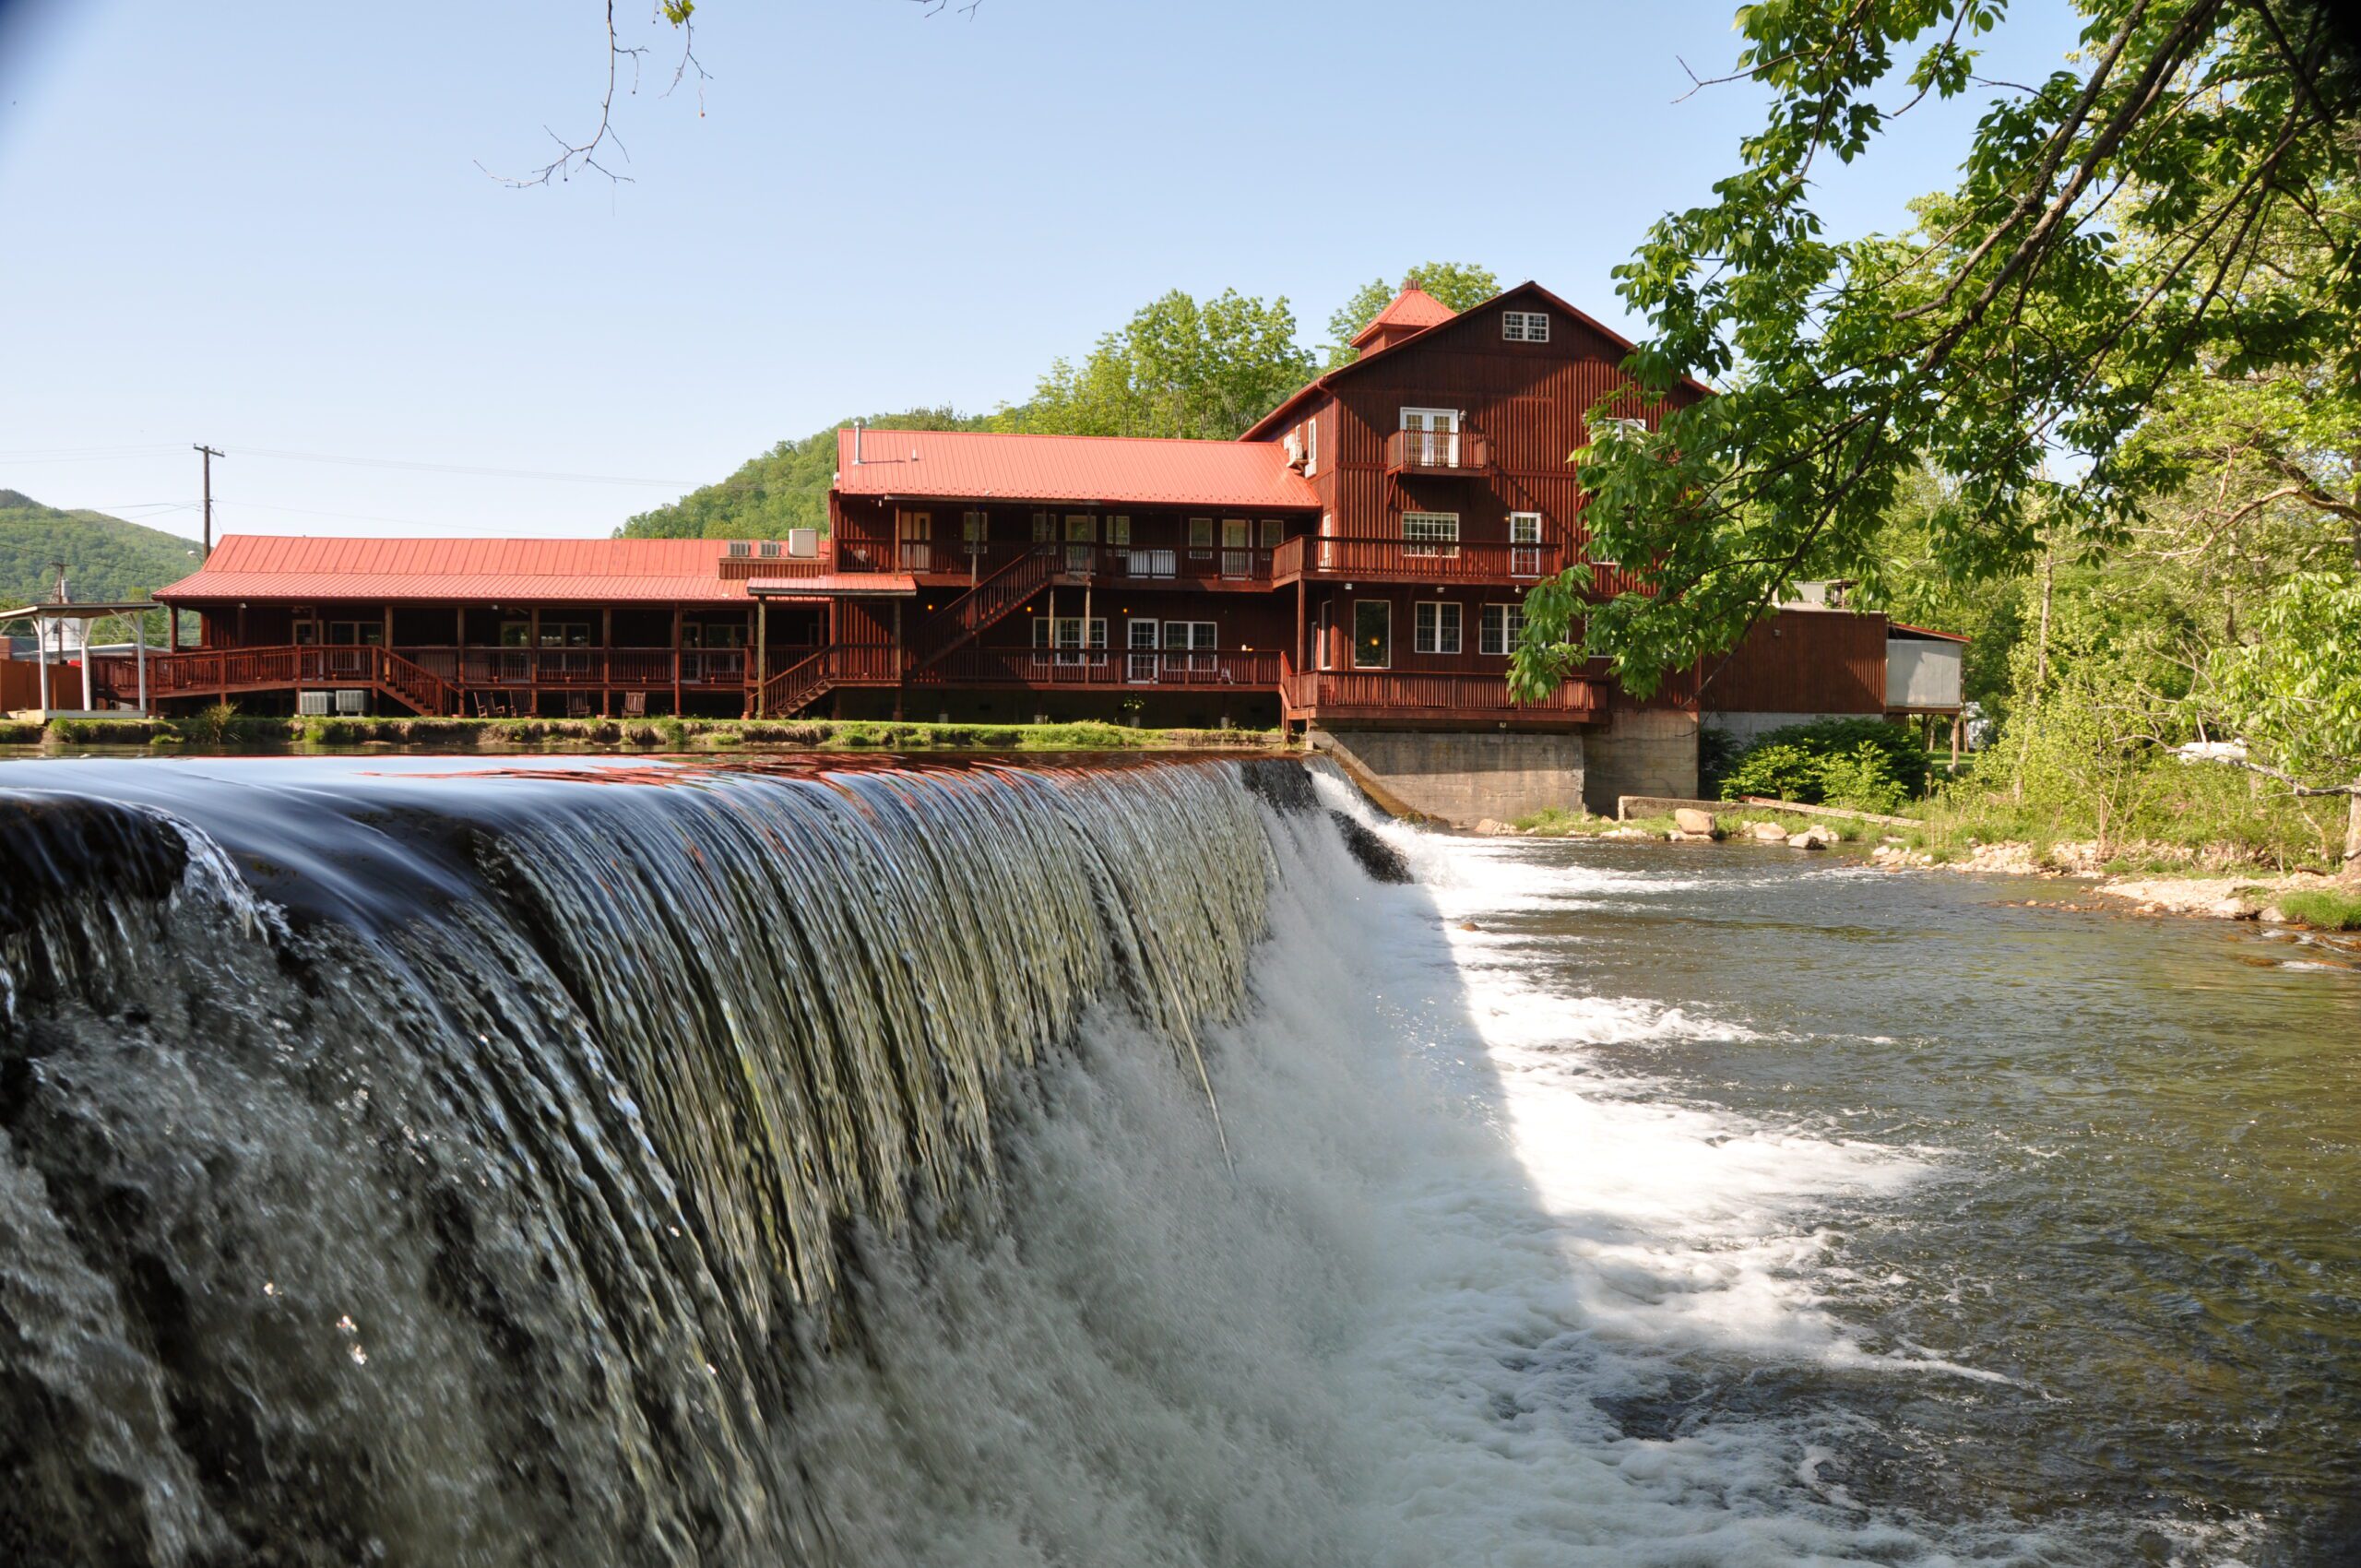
[0,712,1289,754]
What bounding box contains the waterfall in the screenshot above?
[0,758,1321,1567]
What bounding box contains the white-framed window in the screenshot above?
[1414,600,1462,656]
[1480,602,1525,657]
[1304,417,1319,475]
[1315,599,1335,670]
[1402,511,1461,558]
[1032,615,1109,657]
[1502,310,1550,342]
[1353,600,1393,669]
[1509,512,1543,576]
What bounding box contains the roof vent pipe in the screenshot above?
[853,418,864,466]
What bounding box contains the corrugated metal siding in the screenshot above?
[1700,611,1888,715]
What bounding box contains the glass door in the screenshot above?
[1510,512,1543,576]
[1352,600,1392,669]
[1127,618,1159,683]
[897,511,933,572]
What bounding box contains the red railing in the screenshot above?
[1280,657,1596,721]
[909,545,1059,664]
[1383,428,1492,475]
[1271,536,1560,584]
[912,647,1282,690]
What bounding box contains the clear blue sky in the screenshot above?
[0,0,2090,541]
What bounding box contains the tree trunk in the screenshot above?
[2343,784,2361,882]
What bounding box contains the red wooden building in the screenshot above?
[114,281,1939,810]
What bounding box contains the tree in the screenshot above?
[615,409,985,540]
[2212,568,2361,874]
[1511,0,2361,706]
[994,288,1315,441]
[1323,263,1501,366]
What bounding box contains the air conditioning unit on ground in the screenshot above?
[787,528,821,559]
[335,689,368,715]
[298,691,333,716]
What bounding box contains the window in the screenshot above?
[1402,511,1461,558]
[1414,601,1461,656]
[1189,517,1216,557]
[1480,602,1525,657]
[1161,620,1217,651]
[328,620,386,647]
[1259,518,1286,548]
[1502,310,1550,342]
[1315,600,1335,670]
[1509,512,1543,576]
[1353,600,1393,669]
[1304,417,1318,475]
[540,621,592,648]
[1106,515,1131,546]
[962,509,989,541]
[1033,511,1056,542]
[1032,615,1108,661]
[1400,407,1461,469]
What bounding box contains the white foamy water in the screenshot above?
[799,778,2034,1567]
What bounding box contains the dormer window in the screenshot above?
[1502,310,1550,342]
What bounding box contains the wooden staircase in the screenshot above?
[908,544,1058,667]
[757,644,903,718]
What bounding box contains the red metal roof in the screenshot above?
[155,535,749,605]
[1349,285,1456,348]
[834,429,1319,509]
[748,574,917,597]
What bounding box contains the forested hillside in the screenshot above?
[0,491,200,638]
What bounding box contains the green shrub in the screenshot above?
[1719,718,1928,808]
[185,701,240,744]
[2278,889,2361,931]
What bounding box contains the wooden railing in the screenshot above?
[1271,536,1560,584]
[1383,427,1492,475]
[398,647,749,687]
[909,545,1059,664]
[91,646,457,714]
[758,642,904,717]
[912,647,1282,690]
[1280,657,1596,720]
[887,540,1278,585]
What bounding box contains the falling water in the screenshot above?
[5,754,2351,1567]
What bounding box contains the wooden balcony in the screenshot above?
[1384,427,1491,477]
[913,647,1281,691]
[1280,659,1597,726]
[868,540,1278,587]
[1271,536,1560,586]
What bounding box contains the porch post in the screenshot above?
[755,598,768,719]
[79,618,93,711]
[891,599,904,720]
[36,614,52,721]
[600,605,612,718]
[670,605,682,716]
[136,614,148,716]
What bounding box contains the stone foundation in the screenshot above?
[1581,708,1700,815]
[1309,729,1585,826]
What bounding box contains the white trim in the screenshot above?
[1502,310,1550,342]
[1353,599,1393,670]
[1413,600,1461,656]
[1479,601,1525,658]
[1402,510,1461,559]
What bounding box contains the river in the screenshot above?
[1,755,2352,1566]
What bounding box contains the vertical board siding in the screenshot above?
[1700,611,1888,715]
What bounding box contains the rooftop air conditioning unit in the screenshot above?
[335,689,368,715]
[727,540,751,557]
[786,529,821,559]
[758,539,782,558]
[1282,431,1305,469]
[298,690,333,716]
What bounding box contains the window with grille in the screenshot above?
[1402,512,1461,558]
[1480,602,1525,657]
[1414,601,1461,655]
[1502,310,1550,342]
[1259,518,1285,548]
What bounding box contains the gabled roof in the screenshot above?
[1241,279,1716,441]
[834,428,1319,509]
[155,534,752,605]
[1349,285,1455,348]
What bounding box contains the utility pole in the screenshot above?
[194,445,224,557]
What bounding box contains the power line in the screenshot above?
[231,446,696,488]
